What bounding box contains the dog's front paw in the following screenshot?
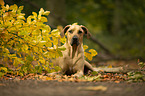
[72,71,84,77]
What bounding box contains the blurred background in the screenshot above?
[5,0,145,62]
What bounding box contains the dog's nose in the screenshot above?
[71,35,79,46]
[72,35,78,41]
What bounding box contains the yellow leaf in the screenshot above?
[43,11,50,16]
[27,16,31,24]
[84,52,92,61]
[46,77,52,80]
[0,0,4,6]
[39,58,45,64]
[89,49,98,56]
[108,65,112,68]
[18,6,24,12]
[17,15,25,20]
[0,67,7,72]
[13,58,19,67]
[9,4,18,11]
[51,29,60,37]
[23,44,28,51]
[60,37,66,44]
[32,12,37,17]
[5,4,9,10]
[40,17,47,22]
[83,45,88,51]
[39,8,44,15]
[72,23,78,25]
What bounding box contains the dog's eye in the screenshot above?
[78,30,82,34]
[68,30,73,33]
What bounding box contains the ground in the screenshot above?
[0,79,145,96]
[0,60,145,96]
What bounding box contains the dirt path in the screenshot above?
[0,80,145,96]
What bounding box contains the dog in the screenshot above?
[53,24,95,77]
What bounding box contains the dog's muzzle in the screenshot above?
[71,35,79,46]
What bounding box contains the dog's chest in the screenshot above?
[64,56,75,66]
[63,56,78,74]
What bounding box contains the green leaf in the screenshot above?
[91,71,98,75]
[23,67,27,74]
[58,46,66,51]
[13,58,19,67]
[54,66,61,71]
[18,30,28,36]
[19,72,24,76]
[0,72,4,77]
[57,50,63,57]
[26,55,33,62]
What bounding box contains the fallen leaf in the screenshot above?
[58,79,62,82]
[68,77,74,81]
[0,83,5,86]
[115,81,120,83]
[46,77,52,80]
[103,75,108,78]
[108,65,112,68]
[77,85,107,91]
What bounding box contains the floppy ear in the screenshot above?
[60,25,71,38]
[81,25,91,39]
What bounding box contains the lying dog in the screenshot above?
[53,24,95,77]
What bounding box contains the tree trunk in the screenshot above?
[46,0,66,28]
[112,0,121,35]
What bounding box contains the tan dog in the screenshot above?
[53,24,94,77]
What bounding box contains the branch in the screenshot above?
[23,0,67,25]
[22,0,113,56]
[90,35,113,56]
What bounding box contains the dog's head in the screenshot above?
[61,25,91,46]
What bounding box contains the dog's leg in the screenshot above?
[84,60,94,71]
[73,70,84,77]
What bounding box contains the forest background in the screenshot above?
[5,0,145,61]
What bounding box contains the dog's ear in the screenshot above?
[60,25,71,38]
[81,25,91,39]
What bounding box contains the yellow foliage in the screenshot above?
[0,4,97,77]
[0,4,64,76]
[0,0,4,6]
[83,45,98,61]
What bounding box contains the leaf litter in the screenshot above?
[77,85,107,91]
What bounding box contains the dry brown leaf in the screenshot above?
[46,77,52,80]
[0,83,5,86]
[77,85,107,91]
[68,77,74,81]
[115,80,120,83]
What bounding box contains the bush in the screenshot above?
[0,4,97,77]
